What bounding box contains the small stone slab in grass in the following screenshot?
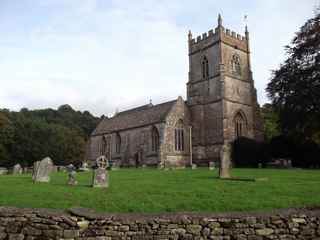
[254,177,269,182]
[217,177,269,182]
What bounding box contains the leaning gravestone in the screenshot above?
[12,164,23,174]
[92,156,109,188]
[32,157,53,182]
[66,164,78,186]
[219,142,231,179]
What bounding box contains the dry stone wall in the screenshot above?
[0,207,319,240]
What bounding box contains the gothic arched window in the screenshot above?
[174,119,185,151]
[234,112,246,138]
[151,126,160,152]
[202,56,209,79]
[101,136,107,156]
[231,54,241,75]
[115,133,121,154]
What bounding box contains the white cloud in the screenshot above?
[0,0,318,116]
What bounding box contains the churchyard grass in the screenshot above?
[0,168,319,213]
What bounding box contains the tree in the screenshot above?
[261,104,280,141]
[0,112,14,166]
[1,105,98,167]
[266,9,320,142]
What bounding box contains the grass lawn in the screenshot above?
[0,168,319,213]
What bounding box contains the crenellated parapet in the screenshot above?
[188,15,249,54]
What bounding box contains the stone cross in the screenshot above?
[32,157,54,183]
[92,156,109,188]
[219,142,232,179]
[67,164,78,186]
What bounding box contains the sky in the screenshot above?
[0,0,318,117]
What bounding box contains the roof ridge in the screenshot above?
[91,99,178,135]
[114,99,177,118]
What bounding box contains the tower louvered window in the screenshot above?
[231,54,241,75]
[202,56,209,79]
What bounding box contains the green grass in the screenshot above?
[0,168,319,213]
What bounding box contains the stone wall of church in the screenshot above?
[88,123,165,167]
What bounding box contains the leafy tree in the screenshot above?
[260,104,280,141]
[266,10,320,142]
[0,105,99,167]
[0,112,14,166]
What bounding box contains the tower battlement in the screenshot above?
[189,27,246,45]
[188,15,249,53]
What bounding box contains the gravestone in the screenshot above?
[111,161,120,171]
[92,156,109,188]
[209,162,215,170]
[32,157,53,182]
[12,164,23,174]
[191,163,197,170]
[157,163,164,170]
[0,167,8,175]
[219,142,232,179]
[66,164,78,186]
[79,162,89,172]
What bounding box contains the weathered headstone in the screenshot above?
[66,164,78,186]
[12,164,23,175]
[79,162,90,172]
[32,157,53,182]
[191,163,197,170]
[219,142,232,179]
[209,162,215,170]
[258,163,263,169]
[0,167,8,175]
[157,163,164,170]
[92,156,109,188]
[111,161,120,171]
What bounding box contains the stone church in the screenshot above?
[87,15,263,167]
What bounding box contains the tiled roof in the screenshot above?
[92,100,176,135]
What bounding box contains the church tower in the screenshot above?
[187,15,263,165]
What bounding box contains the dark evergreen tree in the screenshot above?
[267,10,320,142]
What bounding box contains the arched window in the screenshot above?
[202,56,209,79]
[151,127,160,152]
[101,136,107,155]
[231,54,241,75]
[115,133,121,154]
[234,112,246,138]
[175,120,185,151]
